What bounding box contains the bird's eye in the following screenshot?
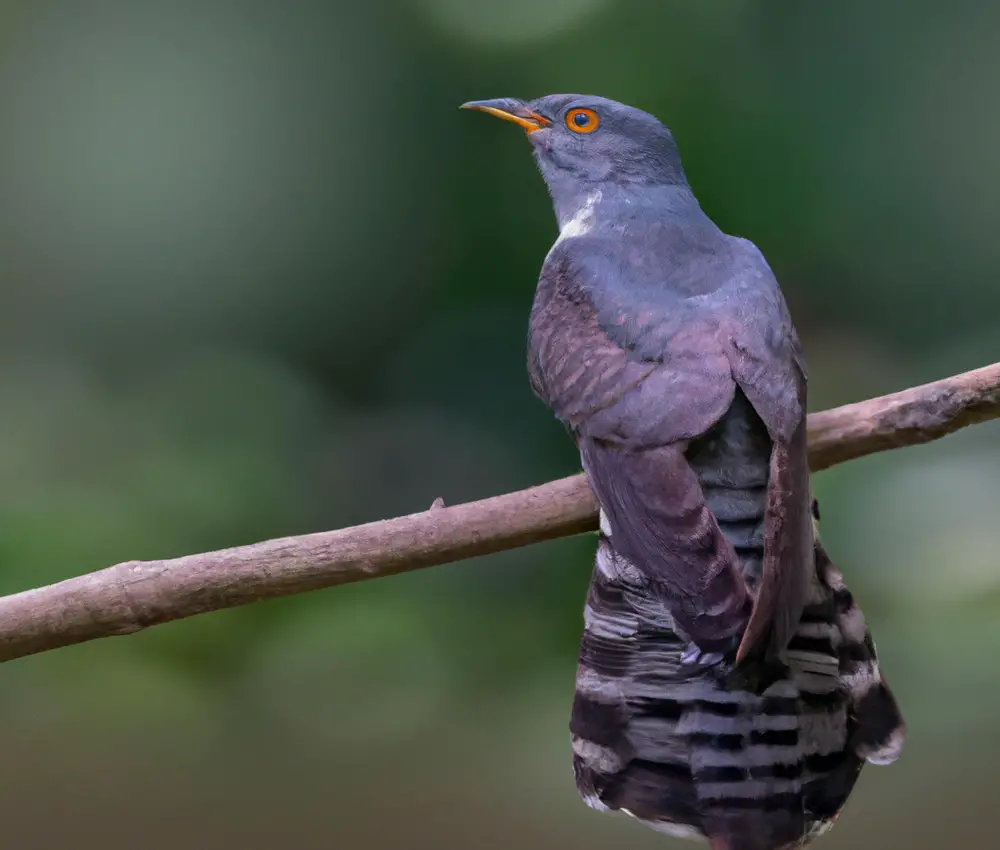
[565,108,599,134]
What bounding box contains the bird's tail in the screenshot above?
[569,519,905,848]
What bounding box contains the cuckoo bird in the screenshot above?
[461,95,905,850]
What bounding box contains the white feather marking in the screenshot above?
[841,664,881,696]
[580,790,610,812]
[575,665,623,701]
[545,189,604,265]
[861,724,905,766]
[571,736,625,773]
[556,190,602,243]
[838,605,868,643]
[595,543,617,578]
[822,563,847,591]
[622,811,705,842]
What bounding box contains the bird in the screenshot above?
[460,94,905,850]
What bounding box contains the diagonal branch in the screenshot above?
[0,362,998,665]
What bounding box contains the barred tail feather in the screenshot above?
[813,538,906,768]
[570,513,905,848]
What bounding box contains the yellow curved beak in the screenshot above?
[460,98,550,134]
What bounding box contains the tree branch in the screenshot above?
[0,362,998,664]
[807,361,1000,471]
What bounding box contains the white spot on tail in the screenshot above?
[838,605,868,643]
[572,736,625,773]
[863,724,906,766]
[841,663,881,697]
[622,809,704,841]
[580,790,610,812]
[599,509,612,537]
[575,665,622,702]
[822,563,847,591]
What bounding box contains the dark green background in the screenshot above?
[0,2,997,848]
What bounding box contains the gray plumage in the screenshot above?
[462,94,905,850]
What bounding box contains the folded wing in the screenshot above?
[529,237,812,662]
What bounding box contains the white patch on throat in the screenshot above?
[556,190,602,244]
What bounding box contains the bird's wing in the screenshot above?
[723,238,812,662]
[529,240,748,652]
[528,239,737,447]
[528,237,810,661]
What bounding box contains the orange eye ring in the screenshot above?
[565,107,599,134]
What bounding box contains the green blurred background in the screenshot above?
[0,1,997,847]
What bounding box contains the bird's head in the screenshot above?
[461,94,689,218]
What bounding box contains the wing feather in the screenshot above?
[580,438,752,651]
[529,236,811,662]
